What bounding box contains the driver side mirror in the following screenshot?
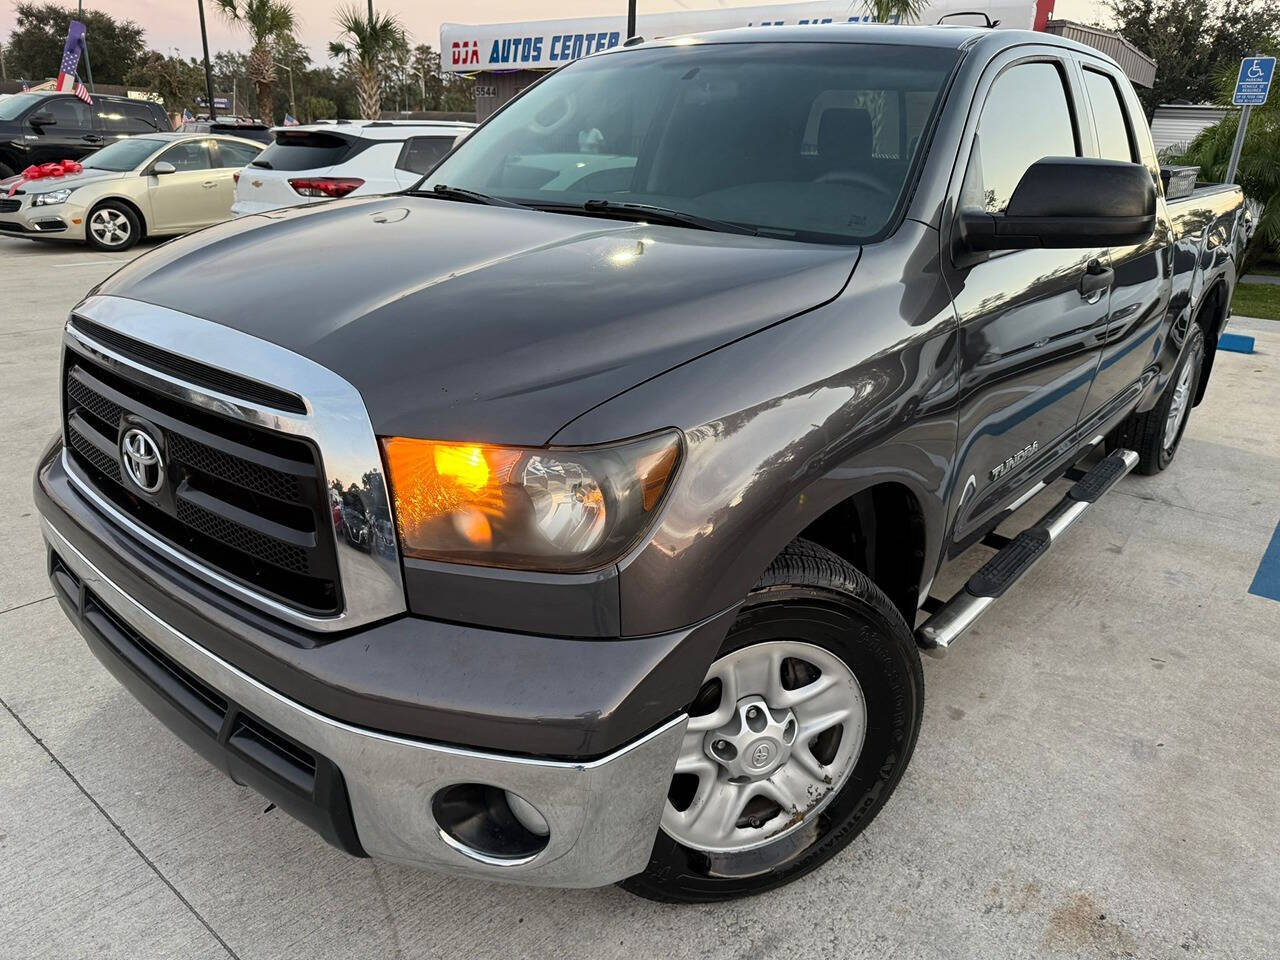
[28,112,56,128]
[958,157,1156,251]
[151,161,177,175]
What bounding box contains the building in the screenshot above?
[1149,103,1230,155]
[1042,19,1156,89]
[443,0,1060,120]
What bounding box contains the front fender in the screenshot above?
[554,224,959,637]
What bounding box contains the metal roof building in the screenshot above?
[1149,104,1230,155]
[1042,19,1156,88]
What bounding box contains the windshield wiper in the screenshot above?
[418,183,527,209]
[578,199,758,236]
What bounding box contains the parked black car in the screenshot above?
[0,91,171,178]
[177,118,274,144]
[35,25,1243,903]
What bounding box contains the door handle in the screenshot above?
[1079,259,1114,303]
[81,134,103,143]
[202,181,217,189]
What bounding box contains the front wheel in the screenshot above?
[85,200,140,251]
[620,539,924,903]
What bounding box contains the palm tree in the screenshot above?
[214,0,297,123]
[864,0,932,24]
[329,5,405,121]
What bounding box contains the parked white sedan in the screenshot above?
[231,121,471,216]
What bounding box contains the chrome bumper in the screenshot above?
[43,517,685,887]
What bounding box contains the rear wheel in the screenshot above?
[0,162,15,180]
[85,200,140,251]
[1111,324,1205,475]
[620,539,924,903]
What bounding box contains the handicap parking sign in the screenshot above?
[1234,56,1275,106]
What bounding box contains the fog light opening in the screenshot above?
[431,783,550,864]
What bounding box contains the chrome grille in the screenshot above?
[62,347,341,615]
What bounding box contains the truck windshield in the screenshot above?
[423,41,959,244]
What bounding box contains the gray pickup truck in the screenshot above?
[35,24,1242,902]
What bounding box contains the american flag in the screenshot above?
[21,80,30,92]
[74,78,93,105]
[56,20,87,94]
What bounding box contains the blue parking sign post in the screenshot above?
[1226,56,1275,185]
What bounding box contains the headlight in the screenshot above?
[33,188,73,206]
[381,431,681,572]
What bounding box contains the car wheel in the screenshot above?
[1111,324,1205,475]
[620,538,924,903]
[86,201,140,251]
[0,162,15,180]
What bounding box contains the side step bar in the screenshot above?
[916,448,1139,658]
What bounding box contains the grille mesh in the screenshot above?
[175,498,310,573]
[167,433,302,502]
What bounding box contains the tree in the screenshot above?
[1166,42,1280,268]
[213,0,296,123]
[411,44,444,111]
[862,0,932,24]
[124,52,205,114]
[328,5,405,120]
[1108,0,1276,115]
[3,2,144,85]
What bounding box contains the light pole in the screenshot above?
[627,0,637,40]
[196,0,219,120]
[275,61,296,119]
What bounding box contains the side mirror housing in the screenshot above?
[151,161,177,175]
[28,112,56,128]
[959,157,1156,251]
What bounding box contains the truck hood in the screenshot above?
[93,194,859,444]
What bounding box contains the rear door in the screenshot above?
[147,138,221,231]
[27,96,99,163]
[942,51,1111,550]
[1076,61,1173,419]
[207,138,262,222]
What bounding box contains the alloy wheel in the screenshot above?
[661,640,866,854]
[89,208,131,248]
[1163,356,1195,450]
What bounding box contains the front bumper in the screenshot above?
[0,195,87,239]
[42,516,686,886]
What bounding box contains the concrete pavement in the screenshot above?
[1,233,1277,959]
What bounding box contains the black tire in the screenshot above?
[85,199,141,251]
[1111,324,1205,475]
[0,162,15,180]
[619,539,924,903]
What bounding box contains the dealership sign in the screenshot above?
[442,0,1044,73]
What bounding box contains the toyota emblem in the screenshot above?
[120,427,164,494]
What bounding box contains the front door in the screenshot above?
[26,96,100,164]
[942,54,1111,551]
[147,139,223,232]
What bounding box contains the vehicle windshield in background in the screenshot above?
[0,93,44,120]
[424,41,959,243]
[252,130,354,170]
[80,137,165,172]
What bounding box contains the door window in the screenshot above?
[158,140,214,171]
[99,100,163,134]
[1082,68,1136,162]
[36,97,92,132]
[963,61,1078,214]
[215,140,262,168]
[396,136,453,175]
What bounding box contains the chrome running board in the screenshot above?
[917,448,1139,658]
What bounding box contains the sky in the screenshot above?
[0,0,1110,63]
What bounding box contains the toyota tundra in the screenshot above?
[35,25,1244,902]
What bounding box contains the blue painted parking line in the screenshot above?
[1249,521,1280,602]
[1219,333,1255,354]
